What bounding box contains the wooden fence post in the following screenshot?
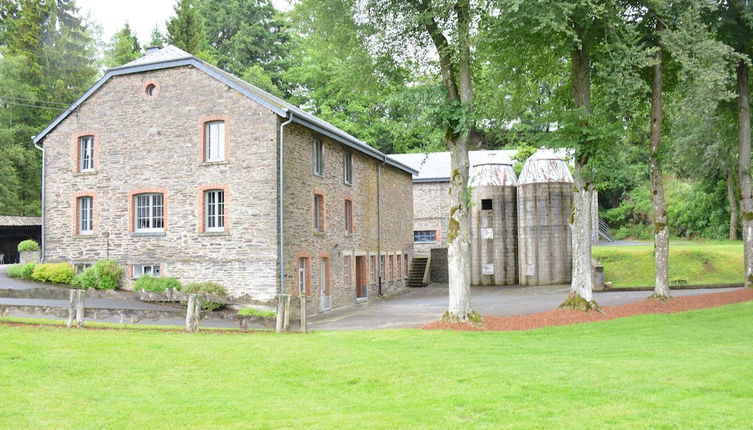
[75,290,85,327]
[67,290,85,328]
[185,294,201,332]
[300,294,307,334]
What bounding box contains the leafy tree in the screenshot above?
[148,25,166,48]
[103,23,140,68]
[0,0,97,215]
[199,0,289,91]
[364,0,482,321]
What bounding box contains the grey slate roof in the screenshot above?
[388,150,517,182]
[388,148,568,183]
[0,216,42,227]
[34,46,416,175]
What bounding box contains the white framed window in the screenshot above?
[205,121,225,162]
[133,264,160,278]
[313,139,324,176]
[80,136,94,171]
[413,230,436,243]
[343,152,353,185]
[397,254,402,280]
[134,193,164,232]
[314,194,324,232]
[78,196,93,234]
[204,189,225,232]
[344,199,353,234]
[343,255,351,286]
[298,257,308,294]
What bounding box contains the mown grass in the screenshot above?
[1,302,752,429]
[593,241,743,287]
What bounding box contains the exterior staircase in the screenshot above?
[408,256,429,288]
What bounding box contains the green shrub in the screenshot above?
[92,260,123,290]
[20,263,35,279]
[17,240,39,252]
[71,266,97,289]
[182,282,227,311]
[6,265,23,278]
[134,275,181,292]
[237,307,276,318]
[31,263,75,284]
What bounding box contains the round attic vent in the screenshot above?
[142,80,160,99]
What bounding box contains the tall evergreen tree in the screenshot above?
[103,23,140,68]
[148,25,166,48]
[166,0,210,57]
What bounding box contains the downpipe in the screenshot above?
[33,137,45,263]
[276,111,294,333]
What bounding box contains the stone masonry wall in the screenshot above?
[412,181,450,255]
[42,66,279,300]
[283,123,414,314]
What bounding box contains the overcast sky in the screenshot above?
[77,0,293,46]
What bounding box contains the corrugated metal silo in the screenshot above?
[517,150,573,285]
[470,163,518,286]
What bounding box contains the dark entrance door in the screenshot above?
[355,256,367,300]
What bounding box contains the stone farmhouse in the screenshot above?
[33,46,416,315]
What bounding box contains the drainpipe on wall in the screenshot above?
[377,157,387,296]
[33,136,45,263]
[276,111,294,333]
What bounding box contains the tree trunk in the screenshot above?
[649,33,670,299]
[728,170,738,241]
[737,59,753,288]
[445,0,474,321]
[562,44,597,310]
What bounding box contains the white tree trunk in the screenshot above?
[568,169,594,304]
[447,136,472,319]
[737,60,753,288]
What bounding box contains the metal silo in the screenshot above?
[517,150,573,286]
[470,163,518,286]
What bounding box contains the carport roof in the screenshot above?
[0,216,41,227]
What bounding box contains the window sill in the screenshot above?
[131,232,166,237]
[313,231,325,237]
[200,231,230,237]
[73,170,98,177]
[200,160,229,167]
[73,233,98,239]
[313,172,324,178]
[343,181,353,187]
[344,233,353,238]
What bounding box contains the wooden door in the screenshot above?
[355,256,367,299]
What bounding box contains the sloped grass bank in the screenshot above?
[593,241,743,287]
[1,302,752,429]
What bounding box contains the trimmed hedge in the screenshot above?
[6,264,24,278]
[182,282,227,311]
[133,275,181,293]
[31,263,75,284]
[71,260,124,290]
[17,240,39,252]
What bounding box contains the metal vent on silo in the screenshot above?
[470,163,518,286]
[517,149,573,286]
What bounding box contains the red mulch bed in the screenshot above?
[422,288,753,332]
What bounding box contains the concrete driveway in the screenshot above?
[309,283,742,330]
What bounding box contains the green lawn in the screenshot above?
[2,303,753,429]
[593,241,744,287]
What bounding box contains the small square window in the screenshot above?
[134,193,164,232]
[481,199,493,210]
[133,264,160,278]
[413,230,437,243]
